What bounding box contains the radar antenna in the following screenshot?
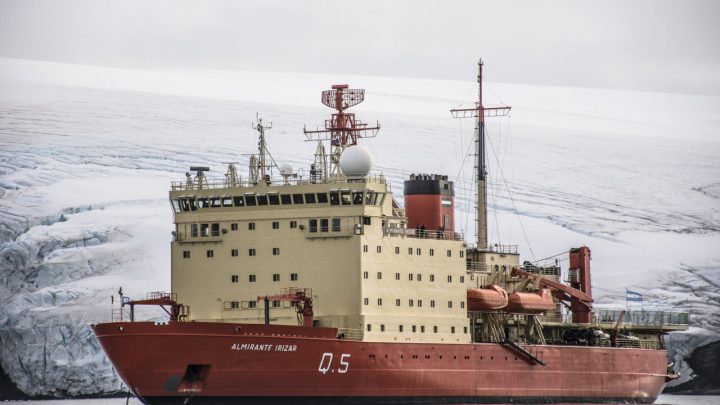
[303,85,380,177]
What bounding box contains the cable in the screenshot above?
[485,125,536,261]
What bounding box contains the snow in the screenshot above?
[0,57,718,396]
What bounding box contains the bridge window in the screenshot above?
[233,196,244,206]
[222,197,233,207]
[245,195,256,206]
[340,190,351,205]
[293,194,304,204]
[329,191,340,205]
[268,194,280,205]
[256,195,268,205]
[198,198,209,209]
[352,191,363,204]
[304,193,316,204]
[281,194,292,204]
[210,197,221,208]
[317,193,329,203]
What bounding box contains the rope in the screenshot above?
[485,126,536,261]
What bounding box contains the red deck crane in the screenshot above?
[258,287,314,327]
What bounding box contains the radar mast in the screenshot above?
[303,84,380,177]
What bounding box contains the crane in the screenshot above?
[258,287,314,327]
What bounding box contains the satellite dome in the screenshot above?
[339,146,373,179]
[279,163,293,177]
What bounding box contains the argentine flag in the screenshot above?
[626,289,643,302]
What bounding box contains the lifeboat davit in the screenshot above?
[467,285,509,312]
[505,289,555,314]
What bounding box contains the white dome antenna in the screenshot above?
[339,146,373,180]
[279,163,293,184]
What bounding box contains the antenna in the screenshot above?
[450,59,511,251]
[251,114,280,184]
[303,85,380,177]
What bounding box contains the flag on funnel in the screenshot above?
[626,289,643,302]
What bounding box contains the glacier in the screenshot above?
[0,58,718,396]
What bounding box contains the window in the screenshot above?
[249,274,256,282]
[363,216,371,225]
[412,325,417,333]
[363,245,368,253]
[291,273,298,281]
[341,190,351,205]
[183,250,190,258]
[429,248,434,256]
[231,275,239,283]
[448,301,453,308]
[353,191,364,205]
[248,301,257,309]
[320,218,329,232]
[408,247,413,255]
[290,220,297,229]
[198,198,209,209]
[248,222,255,230]
[190,224,198,237]
[395,299,401,306]
[408,273,413,281]
[304,193,316,204]
[293,194,304,204]
[417,274,422,281]
[332,218,341,232]
[460,276,465,283]
[249,248,256,256]
[273,248,280,256]
[366,324,372,332]
[395,272,400,280]
[430,300,436,308]
[376,246,382,253]
[245,195,256,206]
[364,298,369,305]
[377,272,382,279]
[430,274,435,282]
[256,195,268,205]
[377,298,383,306]
[464,327,468,334]
[211,223,220,236]
[363,271,369,279]
[317,193,328,203]
[273,300,281,308]
[210,197,221,208]
[460,250,465,258]
[395,247,400,254]
[399,325,404,332]
[233,196,244,206]
[409,299,414,307]
[329,191,340,205]
[281,194,292,204]
[231,249,238,257]
[447,275,452,283]
[206,250,214,258]
[309,219,318,233]
[451,326,456,334]
[268,194,280,205]
[416,248,421,256]
[461,301,465,309]
[231,301,239,309]
[231,223,238,231]
[447,250,452,257]
[272,221,279,229]
[272,274,280,282]
[421,325,425,333]
[201,223,209,237]
[433,326,438,333]
[417,300,423,307]
[380,324,385,332]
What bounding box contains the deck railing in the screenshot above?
[171,175,388,191]
[596,309,689,326]
[383,227,464,241]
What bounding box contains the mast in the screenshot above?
[451,59,511,250]
[303,84,380,177]
[251,115,275,184]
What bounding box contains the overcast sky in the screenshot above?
[1,0,718,95]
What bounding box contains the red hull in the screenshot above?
[92,322,670,404]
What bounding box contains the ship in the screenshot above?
[92,60,689,404]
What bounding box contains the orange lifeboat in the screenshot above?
[467,285,509,312]
[505,289,555,314]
